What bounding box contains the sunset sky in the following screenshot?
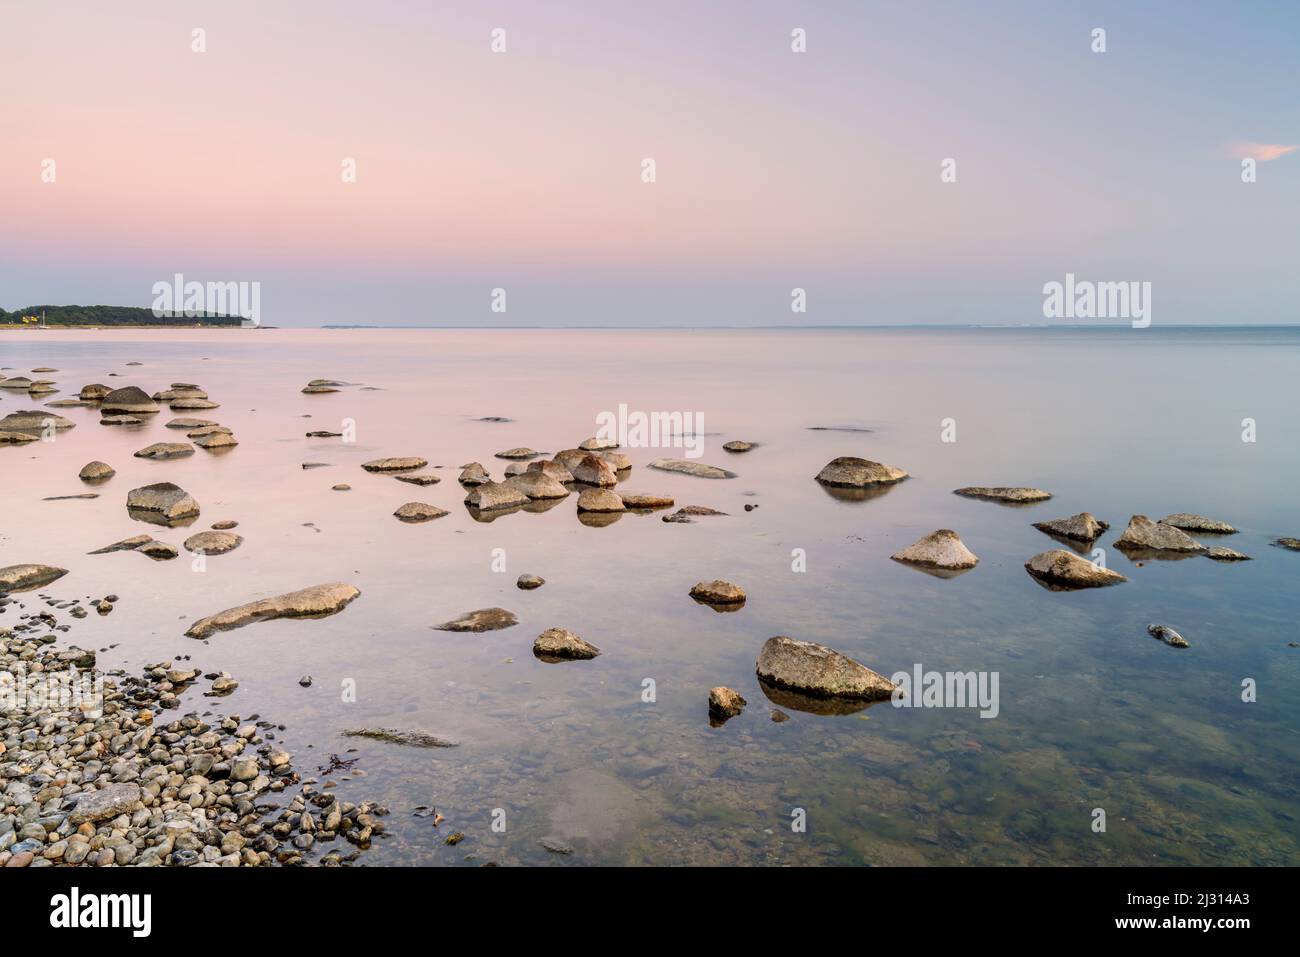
[2,0,1296,326]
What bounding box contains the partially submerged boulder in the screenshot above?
[1147,624,1189,649]
[689,580,746,605]
[527,459,575,483]
[1032,512,1109,542]
[126,482,200,524]
[890,529,978,571]
[618,492,675,510]
[185,582,361,638]
[504,470,570,500]
[1024,549,1127,589]
[1205,546,1251,562]
[708,687,747,723]
[394,473,441,487]
[1159,513,1237,534]
[649,458,736,480]
[433,607,518,632]
[575,488,624,512]
[100,386,159,415]
[458,462,490,485]
[495,447,538,459]
[1114,515,1206,553]
[0,564,69,592]
[517,574,545,590]
[79,383,111,401]
[533,627,601,661]
[571,454,618,487]
[193,431,238,450]
[0,410,75,432]
[954,486,1051,503]
[393,502,449,523]
[755,636,896,701]
[134,441,195,460]
[183,530,244,554]
[362,456,427,472]
[815,457,906,488]
[78,461,115,482]
[464,481,529,511]
[0,430,38,445]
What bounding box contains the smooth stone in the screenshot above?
[814,456,905,487]
[551,449,590,471]
[890,529,979,570]
[99,414,143,425]
[722,440,754,452]
[100,386,159,414]
[504,471,570,500]
[301,385,339,394]
[648,458,736,480]
[1147,624,1190,648]
[433,607,518,632]
[0,410,75,431]
[495,447,539,459]
[533,627,601,661]
[576,488,625,512]
[517,574,545,590]
[138,540,179,561]
[689,580,746,604]
[464,481,529,511]
[185,582,361,638]
[755,636,896,701]
[1032,512,1109,542]
[78,461,115,481]
[394,502,449,523]
[331,484,351,491]
[1114,515,1206,553]
[954,486,1051,503]
[211,519,239,529]
[1159,513,1237,534]
[1024,549,1127,588]
[0,564,69,592]
[1204,546,1251,562]
[361,456,427,472]
[169,398,219,410]
[166,417,218,429]
[183,530,244,554]
[571,454,618,487]
[127,482,200,521]
[0,376,33,389]
[394,473,441,486]
[618,493,674,509]
[134,441,195,460]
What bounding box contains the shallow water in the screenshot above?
[2,326,1298,865]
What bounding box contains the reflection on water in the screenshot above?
[1,326,1298,866]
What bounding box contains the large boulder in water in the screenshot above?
[1024,549,1127,589]
[185,583,361,638]
[362,456,427,472]
[100,386,159,415]
[814,457,906,488]
[890,529,978,571]
[575,488,624,512]
[504,471,570,500]
[464,481,529,511]
[1114,515,1206,553]
[755,636,896,701]
[571,454,618,486]
[126,482,200,524]
[1032,512,1109,542]
[533,627,601,661]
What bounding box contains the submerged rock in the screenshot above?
[0,376,33,390]
[814,456,906,488]
[649,458,736,480]
[183,530,244,554]
[362,456,427,472]
[1032,512,1109,542]
[533,627,601,661]
[137,540,179,561]
[1273,538,1300,551]
[211,520,239,529]
[99,414,143,426]
[394,473,441,487]
[1114,515,1206,553]
[0,430,39,445]
[0,564,68,592]
[342,728,459,748]
[517,574,545,590]
[1147,624,1190,649]
[433,607,518,632]
[1159,513,1237,534]
[954,486,1052,503]
[78,461,115,482]
[169,398,219,410]
[1024,549,1127,589]
[689,580,746,605]
[708,687,747,723]
[100,386,159,415]
[166,416,218,429]
[0,410,75,431]
[134,441,195,460]
[126,482,200,524]
[576,488,624,512]
[1205,546,1251,562]
[722,440,754,452]
[464,481,529,511]
[186,582,361,638]
[504,470,570,500]
[662,505,728,523]
[755,636,896,701]
[193,431,238,450]
[571,454,618,487]
[88,534,155,554]
[890,529,979,570]
[393,502,449,523]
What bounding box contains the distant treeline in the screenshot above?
[1,305,245,327]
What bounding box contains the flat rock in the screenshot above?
[0,410,75,431]
[495,447,539,459]
[954,486,1052,503]
[1159,513,1237,534]
[572,454,618,486]
[99,414,143,425]
[649,458,736,480]
[891,529,979,570]
[194,431,238,449]
[1114,515,1206,553]
[579,436,619,451]
[394,473,441,487]
[755,636,896,701]
[68,783,143,825]
[433,607,518,632]
[504,471,570,500]
[78,461,115,481]
[1032,512,1109,542]
[1205,546,1251,562]
[170,398,219,410]
[1272,538,1300,551]
[814,456,906,487]
[1024,549,1127,589]
[0,376,33,390]
[301,385,339,394]
[618,492,674,509]
[394,501,449,523]
[183,530,244,554]
[708,687,747,722]
[341,728,458,748]
[88,534,155,554]
[100,386,159,414]
[0,430,39,445]
[185,582,361,638]
[166,417,218,429]
[576,488,625,512]
[212,520,239,529]
[1148,624,1189,648]
[138,540,179,561]
[362,456,427,472]
[464,481,529,511]
[533,627,601,661]
[690,580,746,604]
[0,564,69,592]
[134,441,195,460]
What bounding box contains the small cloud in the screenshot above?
[1229,141,1299,162]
